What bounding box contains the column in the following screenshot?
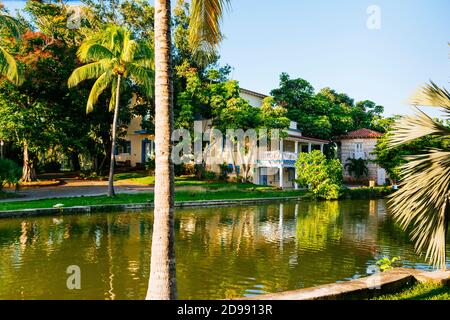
[320,144,324,153]
[279,165,283,189]
[308,143,312,153]
[280,138,284,159]
[294,141,299,190]
[294,167,298,190]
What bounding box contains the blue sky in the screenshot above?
[218,0,450,117]
[4,0,450,117]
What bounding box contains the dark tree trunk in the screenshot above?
[21,141,36,182]
[70,151,81,171]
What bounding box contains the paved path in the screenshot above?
[2,179,154,202]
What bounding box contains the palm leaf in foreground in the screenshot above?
[388,82,450,269]
[0,13,23,84]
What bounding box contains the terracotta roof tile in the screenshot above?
[338,128,383,139]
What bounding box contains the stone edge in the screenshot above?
[0,196,301,219]
[239,268,450,300]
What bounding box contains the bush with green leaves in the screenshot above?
[295,150,343,200]
[0,158,21,191]
[376,256,402,272]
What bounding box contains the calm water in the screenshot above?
[0,199,448,300]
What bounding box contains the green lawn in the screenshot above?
[373,283,450,300]
[114,173,272,190]
[0,188,304,211]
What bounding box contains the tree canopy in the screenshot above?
[271,72,385,141]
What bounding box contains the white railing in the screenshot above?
[259,151,298,161]
[352,151,367,159]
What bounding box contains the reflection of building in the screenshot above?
[337,128,387,185]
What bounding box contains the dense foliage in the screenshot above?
[372,117,450,184]
[295,150,343,200]
[0,158,21,190]
[270,73,385,141]
[344,158,369,180]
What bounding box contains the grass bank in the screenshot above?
[343,186,395,200]
[373,283,450,300]
[114,173,272,189]
[0,188,304,211]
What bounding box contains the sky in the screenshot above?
[3,0,450,117]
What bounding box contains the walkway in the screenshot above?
[2,178,154,202]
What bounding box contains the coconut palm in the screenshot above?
[146,0,230,300]
[0,13,23,84]
[68,24,153,197]
[388,81,450,270]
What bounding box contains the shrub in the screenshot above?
[144,158,155,171]
[0,158,22,191]
[343,186,395,199]
[194,164,205,180]
[344,158,369,180]
[174,163,196,176]
[376,256,402,272]
[38,160,61,173]
[295,150,343,200]
[219,163,232,181]
[204,171,217,180]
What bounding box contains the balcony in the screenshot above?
[351,151,367,159]
[258,151,298,166]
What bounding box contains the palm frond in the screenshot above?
[189,0,230,54]
[109,76,118,112]
[77,43,113,63]
[0,46,23,85]
[126,63,154,97]
[0,13,23,39]
[86,71,113,113]
[388,107,450,147]
[121,38,138,63]
[388,149,450,269]
[68,60,110,88]
[410,81,450,113]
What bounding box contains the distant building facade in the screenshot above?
[337,128,387,185]
[117,88,328,189]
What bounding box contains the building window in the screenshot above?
[354,142,364,159]
[116,141,132,155]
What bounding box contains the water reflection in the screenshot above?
[0,199,448,300]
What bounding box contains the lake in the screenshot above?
[0,199,448,299]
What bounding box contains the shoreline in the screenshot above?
[0,196,302,219]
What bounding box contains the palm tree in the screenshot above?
[388,81,450,270]
[146,0,230,300]
[345,158,369,181]
[68,24,153,197]
[0,13,23,84]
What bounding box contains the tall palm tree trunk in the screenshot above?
[146,0,177,300]
[108,75,121,198]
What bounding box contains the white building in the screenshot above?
[207,88,328,189]
[116,88,327,189]
[337,128,387,185]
